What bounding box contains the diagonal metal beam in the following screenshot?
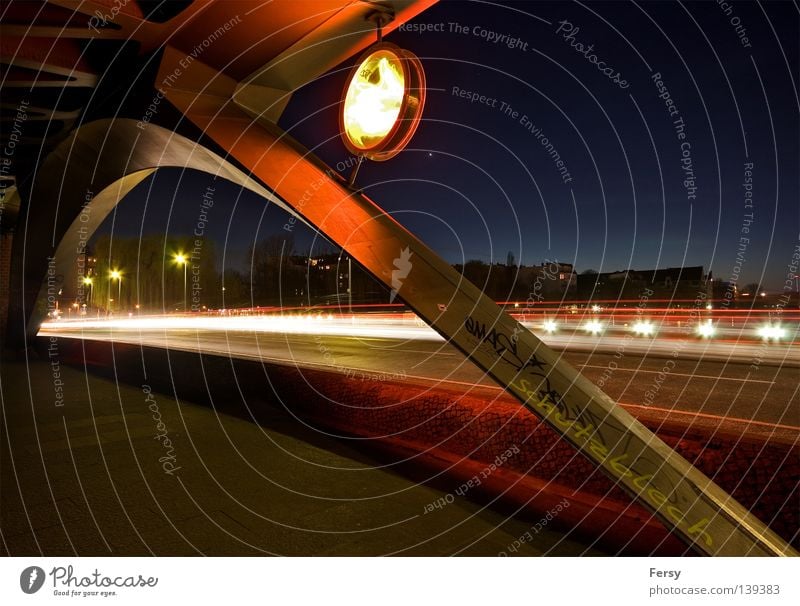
[156,55,797,554]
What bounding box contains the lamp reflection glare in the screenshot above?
[343,52,404,149]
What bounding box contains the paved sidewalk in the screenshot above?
[1,355,602,556]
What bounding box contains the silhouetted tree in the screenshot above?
[90,234,219,312]
[743,282,761,296]
[246,234,307,305]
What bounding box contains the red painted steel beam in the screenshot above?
[152,45,797,557]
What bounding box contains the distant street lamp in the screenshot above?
[347,256,352,309]
[82,276,93,306]
[109,269,122,312]
[174,253,188,312]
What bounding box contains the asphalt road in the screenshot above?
[40,322,799,430]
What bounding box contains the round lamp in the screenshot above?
[340,42,426,162]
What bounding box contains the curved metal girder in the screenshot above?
[9,118,304,341]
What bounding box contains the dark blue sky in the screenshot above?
[101,0,799,290]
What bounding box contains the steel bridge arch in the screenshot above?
[8,118,303,343]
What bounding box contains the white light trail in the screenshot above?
[757,324,786,341]
[41,314,444,342]
[542,319,558,333]
[39,314,797,348]
[632,320,656,337]
[583,319,603,335]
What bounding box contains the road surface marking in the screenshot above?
[577,364,775,384]
[621,403,800,433]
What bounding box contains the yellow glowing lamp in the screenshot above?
[340,43,426,162]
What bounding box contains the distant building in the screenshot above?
[707,272,738,308]
[524,261,577,303]
[740,290,800,310]
[453,260,576,303]
[294,254,389,305]
[576,265,708,305]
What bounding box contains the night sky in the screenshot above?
[99,0,799,290]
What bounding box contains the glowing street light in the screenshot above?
[342,49,404,149]
[82,276,94,306]
[696,320,716,339]
[174,253,188,312]
[109,269,122,312]
[340,36,425,183]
